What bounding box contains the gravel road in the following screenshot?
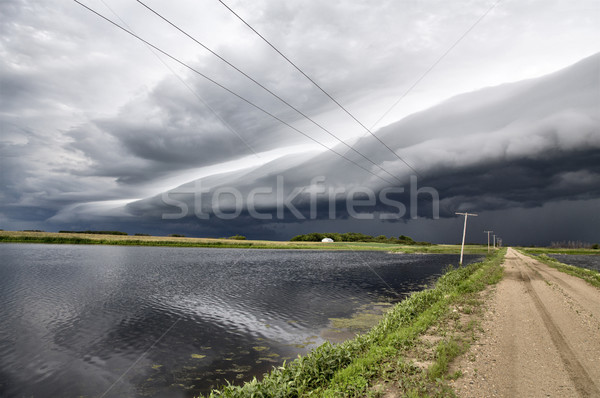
[452,248,600,397]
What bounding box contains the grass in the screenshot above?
[0,231,401,251]
[517,247,600,255]
[518,250,600,288]
[204,248,506,397]
[391,244,491,255]
[0,230,490,253]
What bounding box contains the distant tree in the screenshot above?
[291,232,325,242]
[289,232,433,245]
[134,233,151,236]
[340,232,374,242]
[551,240,593,249]
[397,235,416,245]
[228,235,247,240]
[593,244,599,250]
[169,234,185,238]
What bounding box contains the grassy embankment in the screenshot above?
[0,231,488,254]
[518,248,600,288]
[205,248,506,397]
[517,247,600,255]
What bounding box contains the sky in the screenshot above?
[1,0,599,245]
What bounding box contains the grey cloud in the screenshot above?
[1,0,599,245]
[122,53,600,230]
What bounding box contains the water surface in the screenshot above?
[546,254,600,272]
[0,244,482,397]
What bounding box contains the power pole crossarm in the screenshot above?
[456,212,478,265]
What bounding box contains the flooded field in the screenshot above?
[0,244,481,397]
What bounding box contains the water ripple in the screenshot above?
[0,244,482,397]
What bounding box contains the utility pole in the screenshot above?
[493,234,496,248]
[484,230,493,253]
[456,212,478,265]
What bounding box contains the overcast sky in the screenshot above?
[1,0,599,245]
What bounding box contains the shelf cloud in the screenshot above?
[1,0,599,244]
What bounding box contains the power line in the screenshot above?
[373,0,502,128]
[215,0,421,177]
[134,0,404,185]
[72,0,397,185]
[216,0,502,177]
[97,0,261,158]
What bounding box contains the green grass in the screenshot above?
[518,250,600,288]
[0,234,262,249]
[517,247,600,255]
[205,248,506,397]
[428,338,467,381]
[391,244,491,255]
[0,231,487,253]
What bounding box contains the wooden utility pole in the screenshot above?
[456,212,478,265]
[484,230,493,253]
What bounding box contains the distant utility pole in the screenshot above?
[484,230,493,253]
[493,234,496,248]
[456,212,478,266]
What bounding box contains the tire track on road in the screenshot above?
[517,251,600,322]
[518,264,600,397]
[452,248,600,397]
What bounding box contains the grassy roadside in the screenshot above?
[0,231,489,253]
[518,250,600,288]
[391,245,491,255]
[517,247,600,255]
[205,248,506,397]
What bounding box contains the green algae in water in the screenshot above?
[258,357,280,363]
[328,302,394,332]
[229,365,252,373]
[191,354,206,359]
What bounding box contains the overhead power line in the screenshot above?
[97,0,260,158]
[72,0,397,185]
[134,0,404,185]
[216,0,502,177]
[373,0,502,128]
[215,0,420,177]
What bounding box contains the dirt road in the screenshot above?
[452,248,600,397]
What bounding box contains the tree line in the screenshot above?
[290,232,432,245]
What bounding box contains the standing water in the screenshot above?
[0,244,482,397]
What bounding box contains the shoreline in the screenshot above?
[206,248,508,397]
[0,230,490,254]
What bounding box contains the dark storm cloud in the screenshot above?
[1,0,599,243]
[120,53,600,240]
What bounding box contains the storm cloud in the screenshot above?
[1,0,599,244]
[120,54,599,234]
